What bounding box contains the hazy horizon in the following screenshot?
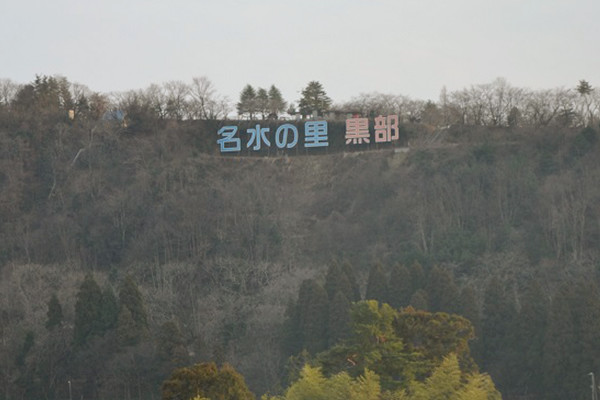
[2,0,599,104]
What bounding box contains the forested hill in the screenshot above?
[1,78,600,400]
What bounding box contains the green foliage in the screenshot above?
[235,84,287,120]
[45,293,63,330]
[406,353,462,399]
[325,262,354,301]
[407,262,425,295]
[319,301,420,390]
[99,285,119,331]
[266,365,380,400]
[237,84,257,119]
[256,88,269,119]
[456,286,480,334]
[409,290,429,311]
[576,79,593,95]
[480,277,516,391]
[117,307,139,346]
[281,299,302,356]
[388,264,412,309]
[15,330,34,367]
[162,362,255,400]
[119,275,148,330]
[116,276,148,346]
[268,85,287,118]
[401,354,501,400]
[297,81,331,117]
[570,126,598,159]
[282,365,328,400]
[191,396,211,400]
[341,261,362,302]
[317,300,483,395]
[365,263,388,303]
[542,280,600,400]
[281,349,313,389]
[156,320,189,367]
[74,274,104,345]
[434,228,486,266]
[297,279,329,354]
[328,291,351,346]
[426,266,459,313]
[12,75,73,124]
[350,300,396,348]
[511,280,547,396]
[393,307,475,372]
[272,357,499,400]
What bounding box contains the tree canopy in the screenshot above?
[298,81,332,117]
[317,301,478,392]
[162,362,254,400]
[237,84,257,119]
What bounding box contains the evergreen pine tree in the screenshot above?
[457,285,480,330]
[119,275,148,330]
[426,266,459,313]
[408,261,426,293]
[341,261,361,301]
[45,293,63,330]
[387,263,412,309]
[237,84,257,119]
[256,88,269,119]
[324,262,353,301]
[365,263,388,303]
[513,280,547,397]
[542,279,600,400]
[267,85,287,118]
[15,331,34,367]
[298,81,332,117]
[156,320,188,367]
[457,285,481,359]
[542,283,578,400]
[480,277,516,393]
[576,79,593,95]
[99,285,119,332]
[281,299,301,356]
[73,274,103,345]
[328,291,351,347]
[409,289,429,311]
[297,279,329,354]
[576,281,600,386]
[117,307,139,346]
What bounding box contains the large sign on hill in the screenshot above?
[217,115,399,153]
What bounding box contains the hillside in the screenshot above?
[1,82,600,399]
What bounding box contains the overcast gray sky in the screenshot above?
[2,0,599,105]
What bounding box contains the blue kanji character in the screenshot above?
[217,126,241,152]
[275,124,299,149]
[304,121,329,148]
[247,124,271,150]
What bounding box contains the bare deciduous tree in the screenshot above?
[0,78,20,106]
[189,76,230,120]
[163,80,190,120]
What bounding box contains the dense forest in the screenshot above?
[1,75,600,400]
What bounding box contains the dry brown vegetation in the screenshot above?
[1,75,600,399]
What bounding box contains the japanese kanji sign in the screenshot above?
[217,115,399,153]
[345,118,370,144]
[374,115,399,143]
[217,121,329,153]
